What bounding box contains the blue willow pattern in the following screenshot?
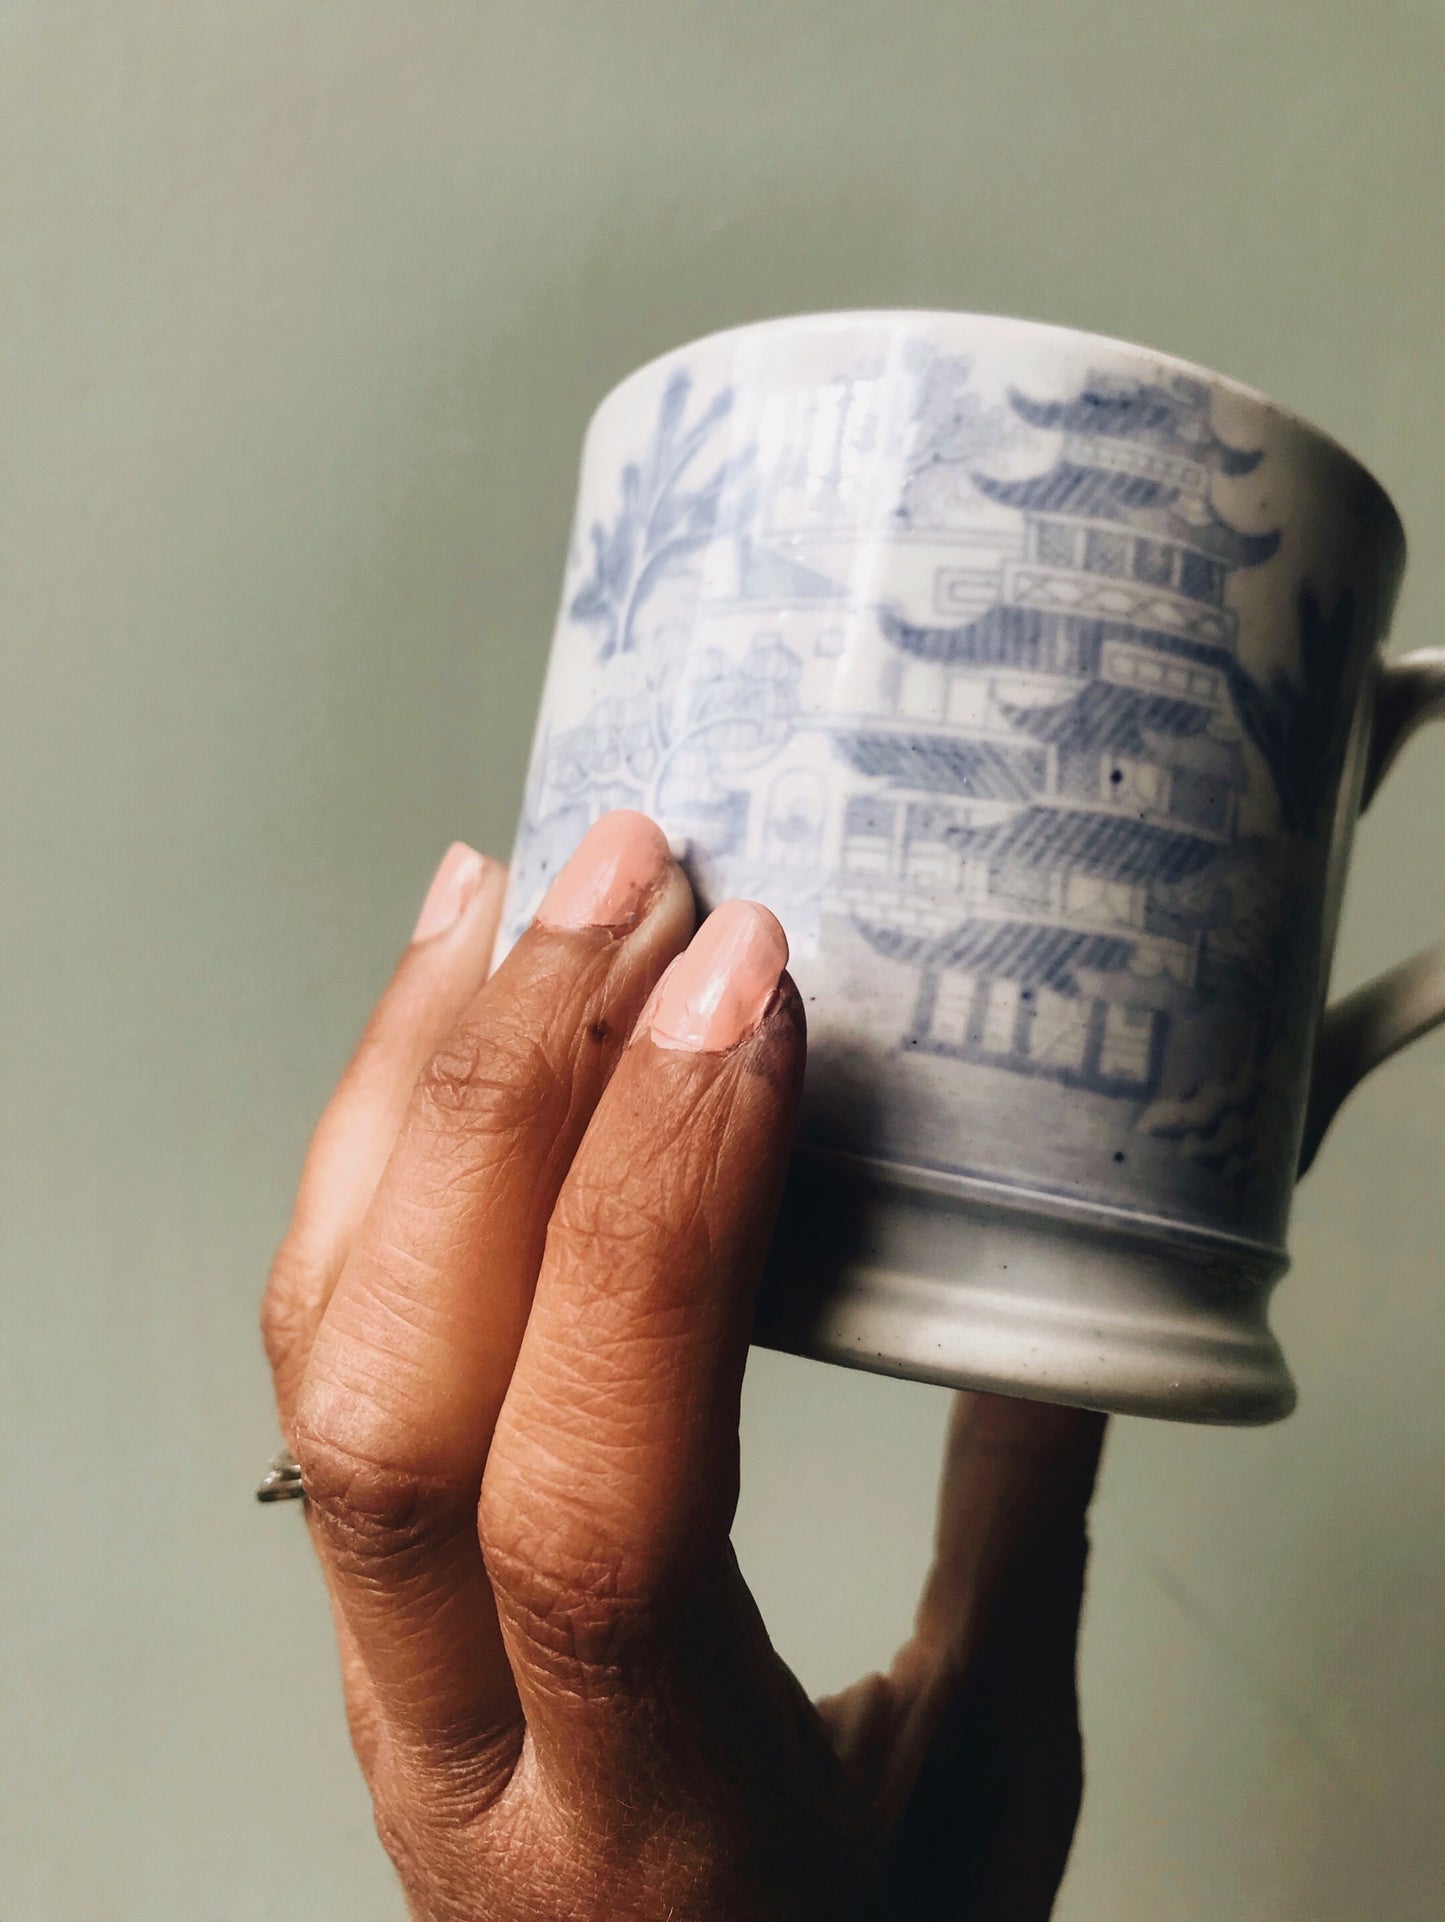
[511,357,1356,1220]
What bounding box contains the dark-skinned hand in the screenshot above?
[261,811,1106,1922]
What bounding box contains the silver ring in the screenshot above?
[256,1448,305,1504]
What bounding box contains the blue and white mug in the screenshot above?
[499,312,1445,1424]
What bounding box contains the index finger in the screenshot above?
[291,811,694,1762]
[820,1393,1106,1826]
[916,1393,1106,1667]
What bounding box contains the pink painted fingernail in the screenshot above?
[412,842,492,943]
[536,810,672,931]
[649,900,789,1053]
[628,956,681,1043]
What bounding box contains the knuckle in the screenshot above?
[365,1751,514,1907]
[414,1014,557,1143]
[369,1790,412,1878]
[367,1760,428,1887]
[339,1684,386,1788]
[479,1523,666,1696]
[290,1421,465,1565]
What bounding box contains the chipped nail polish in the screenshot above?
[649,900,789,1052]
[536,810,672,931]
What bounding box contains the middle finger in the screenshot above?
[292,811,693,1769]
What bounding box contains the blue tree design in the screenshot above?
[542,635,803,821]
[1224,586,1356,836]
[569,369,749,659]
[895,350,1017,527]
[519,367,795,881]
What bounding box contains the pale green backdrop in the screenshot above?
[4,4,1443,1918]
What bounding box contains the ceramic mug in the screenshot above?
[497,312,1445,1425]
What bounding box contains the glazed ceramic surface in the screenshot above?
[499,313,1445,1423]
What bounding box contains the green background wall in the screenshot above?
[4,4,1442,1916]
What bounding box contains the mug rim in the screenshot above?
[590,307,1406,558]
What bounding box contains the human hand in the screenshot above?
[261,811,1106,1922]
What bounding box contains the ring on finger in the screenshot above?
[256,1448,306,1504]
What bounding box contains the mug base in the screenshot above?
[753,1153,1296,1426]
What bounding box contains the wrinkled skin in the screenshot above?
[261,832,1105,1921]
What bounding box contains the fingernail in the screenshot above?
[536,810,672,932]
[649,900,789,1053]
[628,956,681,1043]
[412,842,490,943]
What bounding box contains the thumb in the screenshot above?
[889,1395,1106,1919]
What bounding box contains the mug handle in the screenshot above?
[1299,646,1445,1173]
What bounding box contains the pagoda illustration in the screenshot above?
[832,371,1281,1101]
